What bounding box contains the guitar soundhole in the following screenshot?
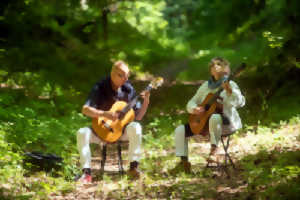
[117,110,124,119]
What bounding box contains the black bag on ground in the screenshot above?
[24,151,63,172]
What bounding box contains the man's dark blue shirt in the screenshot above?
[84,76,141,114]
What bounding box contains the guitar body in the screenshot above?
[188,93,218,136]
[92,101,135,143]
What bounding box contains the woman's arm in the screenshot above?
[186,82,208,114]
[222,81,245,108]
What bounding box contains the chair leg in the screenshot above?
[100,144,107,173]
[117,142,124,175]
[221,136,235,169]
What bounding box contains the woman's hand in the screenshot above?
[192,106,205,115]
[222,81,232,95]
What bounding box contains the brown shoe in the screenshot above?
[127,161,141,179]
[207,145,219,164]
[209,144,218,156]
[170,161,191,174]
[127,167,141,179]
[183,161,191,173]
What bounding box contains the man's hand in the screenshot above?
[102,111,119,121]
[135,90,150,121]
[192,106,205,115]
[140,90,150,103]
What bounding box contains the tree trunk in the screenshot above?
[102,8,109,42]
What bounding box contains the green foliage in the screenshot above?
[0,84,84,198]
[144,115,180,150]
[1,0,299,87]
[241,150,300,200]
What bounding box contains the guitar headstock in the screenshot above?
[149,77,164,89]
[232,63,246,78]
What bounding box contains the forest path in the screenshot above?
[48,124,300,199]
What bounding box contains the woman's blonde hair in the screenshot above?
[209,57,231,76]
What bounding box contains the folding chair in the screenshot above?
[220,132,236,169]
[206,131,236,176]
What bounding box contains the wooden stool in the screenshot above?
[100,141,124,175]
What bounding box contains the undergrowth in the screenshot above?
[0,74,300,199]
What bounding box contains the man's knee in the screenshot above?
[127,122,142,137]
[77,127,91,141]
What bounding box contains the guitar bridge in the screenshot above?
[102,120,113,133]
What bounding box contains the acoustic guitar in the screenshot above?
[188,63,246,136]
[92,77,164,143]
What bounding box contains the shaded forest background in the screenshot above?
[1,0,300,120]
[0,0,300,199]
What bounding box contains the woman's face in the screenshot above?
[211,65,223,80]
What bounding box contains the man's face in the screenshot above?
[111,64,130,88]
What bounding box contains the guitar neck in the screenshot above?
[207,87,224,105]
[119,85,153,118]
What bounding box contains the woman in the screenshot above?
[173,57,245,173]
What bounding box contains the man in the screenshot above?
[76,60,150,183]
[173,57,245,173]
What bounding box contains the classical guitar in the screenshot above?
[92,77,164,143]
[188,63,246,136]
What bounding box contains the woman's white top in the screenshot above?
[186,80,245,130]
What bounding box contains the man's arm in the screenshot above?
[82,105,118,120]
[82,82,118,120]
[135,91,150,121]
